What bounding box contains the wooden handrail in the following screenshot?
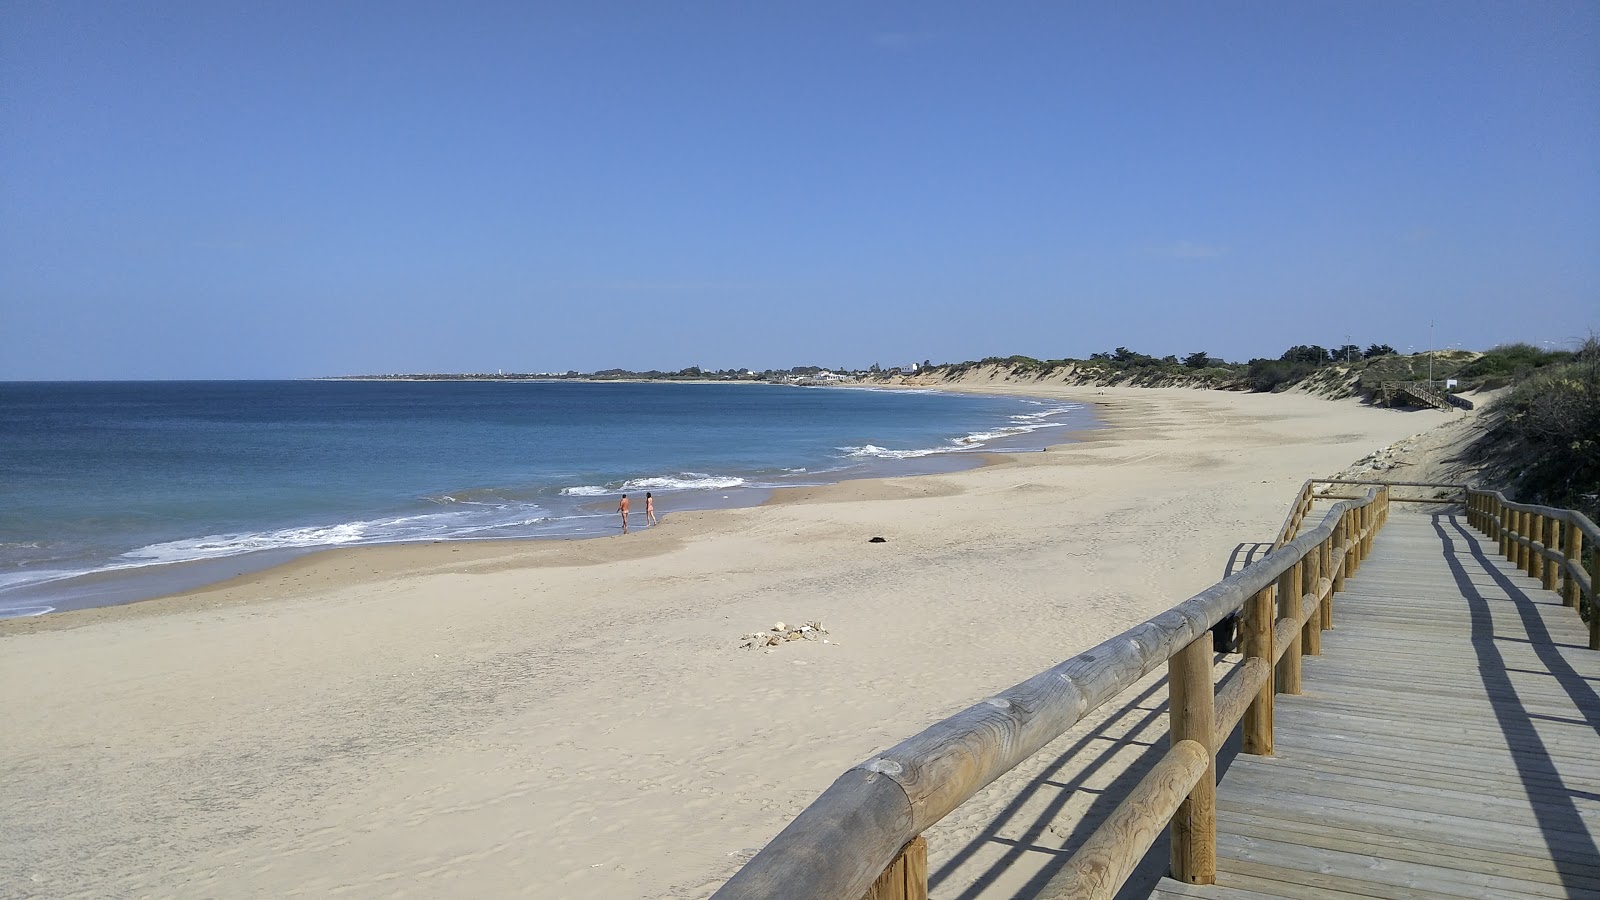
[1277,480,1463,548]
[1466,489,1598,649]
[1036,740,1210,900]
[1377,381,1475,411]
[713,484,1392,899]
[1272,480,1316,547]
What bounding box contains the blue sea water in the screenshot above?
[0,380,1091,617]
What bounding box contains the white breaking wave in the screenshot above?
[0,568,77,592]
[0,505,558,604]
[957,422,1069,443]
[122,506,552,565]
[624,473,746,491]
[562,472,749,495]
[841,416,1075,461]
[836,399,1083,462]
[125,521,383,563]
[839,444,946,460]
[847,386,944,395]
[1008,403,1081,424]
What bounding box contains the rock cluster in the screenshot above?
[740,621,827,650]
[1343,439,1415,475]
[1344,445,1408,474]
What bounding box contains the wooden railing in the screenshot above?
[712,483,1392,900]
[1466,489,1599,649]
[1377,381,1475,411]
[1275,481,1462,550]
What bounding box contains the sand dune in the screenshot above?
[0,386,1463,898]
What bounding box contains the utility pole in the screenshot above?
[1429,320,1434,388]
[1345,334,1353,364]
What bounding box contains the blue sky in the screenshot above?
[3,3,1596,379]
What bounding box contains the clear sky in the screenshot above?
[3,3,1596,379]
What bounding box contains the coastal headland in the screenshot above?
[0,384,1470,897]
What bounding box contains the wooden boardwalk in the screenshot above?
[1151,509,1600,899]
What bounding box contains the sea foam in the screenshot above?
[562,473,748,495]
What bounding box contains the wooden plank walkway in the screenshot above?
[1150,509,1600,900]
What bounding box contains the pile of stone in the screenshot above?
[1341,439,1414,476]
[740,620,827,650]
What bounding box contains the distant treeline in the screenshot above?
[333,365,855,383]
[337,341,1588,399]
[920,340,1593,395]
[337,337,1587,390]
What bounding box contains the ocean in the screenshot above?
[0,380,1091,618]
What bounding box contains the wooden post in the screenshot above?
[1302,544,1322,656]
[1347,509,1360,573]
[1331,513,1347,595]
[1565,524,1584,609]
[1320,537,1334,631]
[1499,500,1512,559]
[1276,561,1302,695]
[1362,502,1375,559]
[1591,550,1600,653]
[1520,512,1534,573]
[1241,585,1274,756]
[1343,511,1358,579]
[1497,499,1510,557]
[1357,505,1367,566]
[1543,517,1561,592]
[1168,636,1216,885]
[1530,513,1545,581]
[862,836,927,900]
[1350,506,1361,565]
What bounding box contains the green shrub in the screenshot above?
[1245,358,1318,392]
[1470,338,1600,519]
[1458,342,1571,379]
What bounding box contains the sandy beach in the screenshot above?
[0,385,1465,898]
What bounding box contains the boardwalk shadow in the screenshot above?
[1434,513,1600,892]
[1446,515,1600,725]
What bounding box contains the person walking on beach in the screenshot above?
[645,491,658,527]
[618,493,630,534]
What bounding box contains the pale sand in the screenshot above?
[0,386,1462,898]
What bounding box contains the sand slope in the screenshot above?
[0,386,1461,898]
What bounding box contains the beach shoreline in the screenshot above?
[0,384,1463,897]
[0,386,1093,632]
